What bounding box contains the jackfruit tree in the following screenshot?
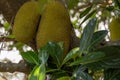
[0,0,120,80]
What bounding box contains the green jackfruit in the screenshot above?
[36,0,72,54]
[109,18,120,41]
[13,1,40,43]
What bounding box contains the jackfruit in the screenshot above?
[36,0,72,54]
[13,1,40,43]
[109,17,120,41]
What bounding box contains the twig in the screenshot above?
[0,37,16,42]
[106,40,120,46]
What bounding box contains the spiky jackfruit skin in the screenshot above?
[36,0,72,54]
[109,18,120,41]
[13,1,40,43]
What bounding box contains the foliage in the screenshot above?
[21,17,120,80]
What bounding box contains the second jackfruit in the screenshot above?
[36,0,72,54]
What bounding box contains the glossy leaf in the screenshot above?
[45,42,64,68]
[62,48,79,65]
[29,64,46,80]
[89,30,108,50]
[38,42,64,68]
[21,51,39,65]
[38,46,49,64]
[85,46,120,70]
[81,10,96,25]
[79,18,97,55]
[39,64,46,80]
[29,65,40,80]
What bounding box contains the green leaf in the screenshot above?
[79,18,97,55]
[104,69,120,80]
[38,41,64,68]
[38,47,49,64]
[62,48,79,65]
[67,0,79,9]
[70,52,105,66]
[85,46,120,70]
[45,42,64,68]
[80,5,93,18]
[3,21,10,31]
[50,70,69,80]
[39,64,46,80]
[6,34,15,39]
[81,10,96,25]
[21,51,39,65]
[29,64,46,80]
[29,65,40,80]
[72,66,93,80]
[57,76,70,80]
[89,30,108,50]
[114,0,120,9]
[14,42,24,51]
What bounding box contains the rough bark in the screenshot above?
[0,60,31,74]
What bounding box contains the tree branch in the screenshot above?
[0,37,16,42]
[0,60,31,74]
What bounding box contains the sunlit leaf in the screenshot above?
[3,21,10,31]
[29,64,46,80]
[39,64,46,80]
[29,65,40,80]
[6,34,15,39]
